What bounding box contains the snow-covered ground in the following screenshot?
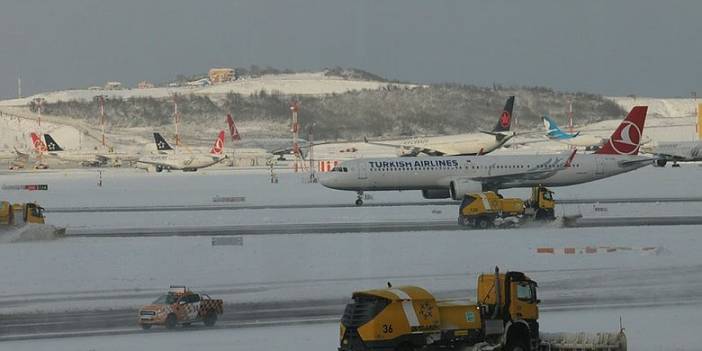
[1,164,702,349]
[3,304,701,351]
[608,96,700,119]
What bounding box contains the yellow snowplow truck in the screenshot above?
[0,201,46,225]
[458,186,555,229]
[339,267,626,351]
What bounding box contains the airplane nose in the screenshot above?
[318,172,336,188]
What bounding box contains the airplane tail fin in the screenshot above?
[43,134,64,151]
[595,106,648,155]
[226,113,241,141]
[542,116,560,134]
[30,132,48,153]
[492,96,515,133]
[210,131,226,156]
[542,116,578,140]
[153,133,174,151]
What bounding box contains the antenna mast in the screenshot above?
[290,101,303,172]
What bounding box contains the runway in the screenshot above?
[64,215,702,237]
[2,265,700,341]
[44,196,702,214]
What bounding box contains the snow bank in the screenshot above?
[0,224,65,243]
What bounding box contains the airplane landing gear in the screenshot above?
[672,161,681,168]
[355,191,364,206]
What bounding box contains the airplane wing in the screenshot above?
[136,159,182,170]
[13,147,30,159]
[618,157,657,167]
[363,135,516,157]
[362,138,448,156]
[269,141,337,157]
[472,150,577,188]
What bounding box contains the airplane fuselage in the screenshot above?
[138,152,225,171]
[388,132,511,155]
[320,154,652,192]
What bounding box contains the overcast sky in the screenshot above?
[1,0,700,99]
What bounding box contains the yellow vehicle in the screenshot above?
[458,186,555,228]
[339,267,626,351]
[0,201,46,225]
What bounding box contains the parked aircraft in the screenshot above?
[42,134,139,167]
[320,106,653,205]
[363,96,516,156]
[137,131,228,172]
[642,141,702,167]
[540,115,606,149]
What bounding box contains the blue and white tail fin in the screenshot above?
[542,116,580,140]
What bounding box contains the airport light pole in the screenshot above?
[308,122,317,182]
[33,97,46,130]
[290,101,301,172]
[94,95,108,147]
[172,94,181,150]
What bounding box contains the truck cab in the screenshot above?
[526,186,555,220]
[0,202,46,225]
[477,270,540,350]
[339,268,540,351]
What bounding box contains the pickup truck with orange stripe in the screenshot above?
[138,286,223,329]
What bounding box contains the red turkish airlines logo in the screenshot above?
[31,134,47,152]
[212,138,224,154]
[609,121,641,155]
[499,111,511,128]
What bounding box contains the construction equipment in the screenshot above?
[339,267,626,351]
[137,285,224,330]
[458,186,555,228]
[0,201,46,225]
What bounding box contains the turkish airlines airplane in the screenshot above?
[137,131,228,172]
[320,106,652,205]
[362,96,517,156]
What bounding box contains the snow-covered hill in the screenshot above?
[608,96,700,118]
[0,72,415,107]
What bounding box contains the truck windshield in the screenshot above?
[341,295,390,328]
[516,282,534,302]
[153,293,177,304]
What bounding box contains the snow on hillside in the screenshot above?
[0,72,415,107]
[608,96,700,118]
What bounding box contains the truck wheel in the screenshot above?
[141,324,151,330]
[165,313,177,329]
[203,312,217,327]
[395,342,414,351]
[475,217,491,229]
[506,338,528,351]
[458,216,471,227]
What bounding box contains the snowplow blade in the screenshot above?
[540,330,626,351]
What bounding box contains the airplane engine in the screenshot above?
[421,189,451,199]
[449,179,484,200]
